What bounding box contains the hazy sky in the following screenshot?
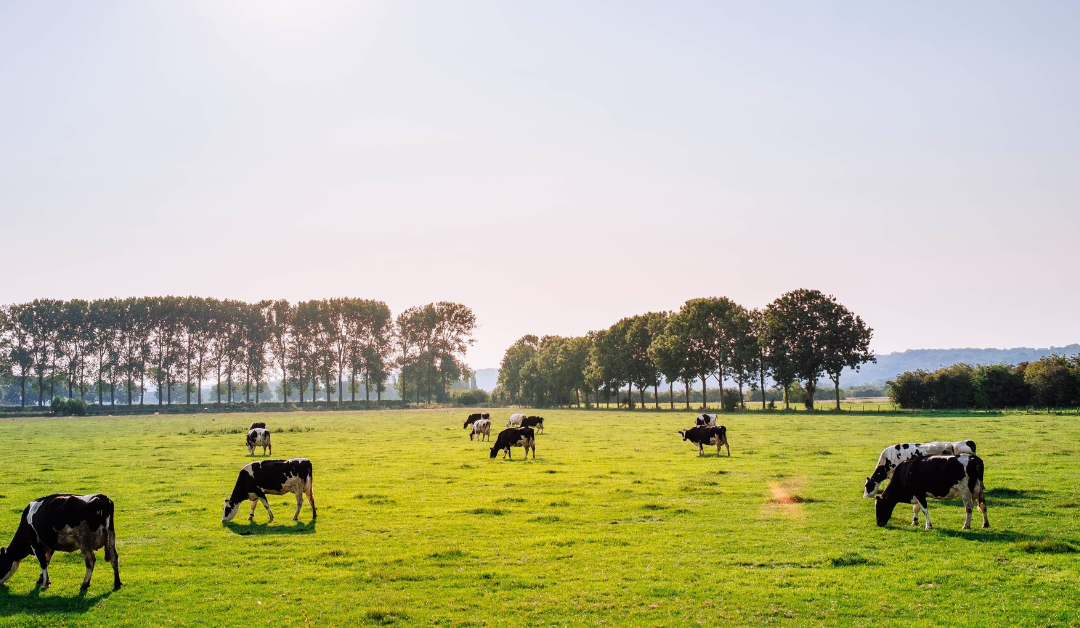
[1,1,1078,368]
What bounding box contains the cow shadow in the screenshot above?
[224,520,317,536]
[0,586,112,616]
[892,526,1034,544]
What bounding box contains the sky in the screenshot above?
[1,0,1078,369]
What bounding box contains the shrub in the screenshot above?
[453,389,489,406]
[720,388,742,411]
[49,398,88,416]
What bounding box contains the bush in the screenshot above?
[720,388,742,411]
[49,397,88,416]
[452,389,489,406]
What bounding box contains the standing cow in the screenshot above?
[695,414,717,426]
[876,454,988,530]
[463,413,490,429]
[490,427,536,460]
[249,422,267,430]
[679,425,730,456]
[222,458,316,523]
[246,428,272,456]
[0,494,121,591]
[470,419,491,441]
[863,440,976,497]
[521,416,545,433]
[506,413,526,427]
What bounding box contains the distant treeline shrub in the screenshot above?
[887,355,1080,409]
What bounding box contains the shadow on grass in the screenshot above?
[0,586,112,616]
[224,520,317,536]
[985,488,1048,500]
[918,527,1035,544]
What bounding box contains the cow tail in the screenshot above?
[967,455,985,495]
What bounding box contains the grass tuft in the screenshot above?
[830,553,869,567]
[467,508,506,515]
[1018,539,1078,554]
[364,609,407,625]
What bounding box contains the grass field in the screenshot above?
[0,409,1077,627]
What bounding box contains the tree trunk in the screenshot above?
[669,382,674,409]
[760,370,766,410]
[834,377,841,411]
[99,372,104,406]
[111,382,116,406]
[806,380,816,411]
[21,375,26,407]
[684,382,690,409]
[640,386,646,409]
[298,362,304,404]
[217,373,222,404]
[576,388,581,408]
[738,379,744,409]
[783,384,789,410]
[701,377,707,410]
[653,384,659,409]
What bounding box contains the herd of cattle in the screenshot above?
[0,413,990,591]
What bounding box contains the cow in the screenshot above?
[470,419,491,441]
[679,425,730,456]
[246,428,272,456]
[876,454,988,530]
[490,427,536,460]
[0,494,121,591]
[222,458,316,524]
[463,413,490,429]
[506,413,526,427]
[696,413,717,426]
[863,440,976,498]
[249,422,266,430]
[521,415,545,433]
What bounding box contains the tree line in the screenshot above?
[496,289,874,411]
[887,355,1080,409]
[0,298,476,408]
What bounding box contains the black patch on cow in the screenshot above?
[489,427,535,459]
[966,440,977,454]
[901,444,909,449]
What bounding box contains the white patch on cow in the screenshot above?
[243,465,255,477]
[25,500,43,543]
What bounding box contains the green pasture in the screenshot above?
[0,409,1077,627]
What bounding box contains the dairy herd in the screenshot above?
[0,411,992,592]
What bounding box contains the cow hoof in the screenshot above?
[81,583,90,591]
[962,525,970,530]
[114,582,122,590]
[983,523,990,529]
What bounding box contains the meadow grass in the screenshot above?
[0,408,1077,626]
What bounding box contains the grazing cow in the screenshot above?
[463,413,490,429]
[222,458,316,524]
[249,422,266,430]
[696,413,717,426]
[863,440,976,498]
[876,454,988,530]
[521,415,545,433]
[506,413,526,427]
[0,494,121,591]
[471,419,491,441]
[679,425,730,456]
[489,427,536,460]
[246,428,272,456]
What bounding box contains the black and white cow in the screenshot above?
[521,415,545,433]
[463,413,490,430]
[679,425,730,456]
[695,413,717,426]
[876,454,988,530]
[246,428,272,456]
[222,458,316,524]
[470,419,491,441]
[249,422,267,430]
[489,427,536,460]
[506,413,526,427]
[863,440,976,498]
[0,494,121,591]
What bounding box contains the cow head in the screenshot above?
[489,445,500,459]
[863,464,890,498]
[222,499,242,523]
[0,547,19,586]
[679,430,688,441]
[463,422,470,429]
[874,495,897,527]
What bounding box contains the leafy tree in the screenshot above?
[1023,355,1080,408]
[626,313,666,409]
[820,298,875,410]
[497,335,539,406]
[763,289,835,410]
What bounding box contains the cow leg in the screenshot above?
[248,499,258,521]
[292,491,303,521]
[725,440,731,457]
[105,528,122,590]
[267,442,271,456]
[698,444,704,456]
[916,498,932,529]
[80,548,96,590]
[305,483,317,520]
[34,547,52,590]
[260,496,274,522]
[911,503,920,526]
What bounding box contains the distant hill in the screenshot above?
[840,345,1080,386]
